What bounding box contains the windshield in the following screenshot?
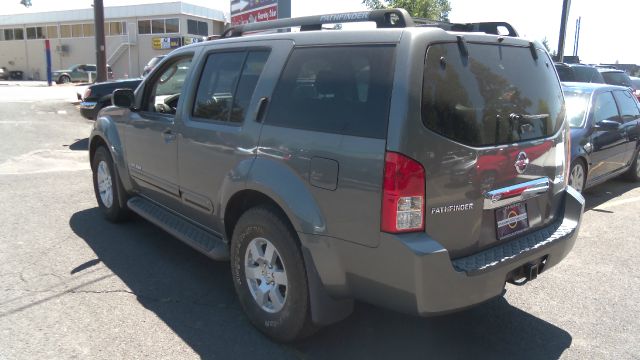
[563,90,591,127]
[572,66,604,83]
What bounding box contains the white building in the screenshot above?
[0,1,227,80]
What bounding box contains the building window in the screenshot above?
[109,21,127,36]
[4,29,14,41]
[46,25,58,39]
[151,19,164,34]
[165,18,179,33]
[60,25,72,38]
[71,24,83,37]
[14,28,24,40]
[83,23,94,37]
[187,19,208,36]
[138,20,151,34]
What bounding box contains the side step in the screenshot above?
[127,196,229,261]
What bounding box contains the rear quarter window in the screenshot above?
[422,43,565,147]
[265,45,395,139]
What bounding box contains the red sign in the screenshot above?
[231,4,278,25]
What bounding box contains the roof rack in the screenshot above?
[220,8,519,39]
[413,19,519,37]
[222,8,414,38]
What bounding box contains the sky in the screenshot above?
[0,0,638,64]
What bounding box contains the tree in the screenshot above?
[541,37,557,57]
[362,0,451,21]
[20,0,32,7]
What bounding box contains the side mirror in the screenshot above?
[112,88,135,109]
[594,119,620,131]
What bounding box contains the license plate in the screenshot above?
[496,202,529,240]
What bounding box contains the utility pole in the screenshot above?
[94,0,107,82]
[557,0,571,62]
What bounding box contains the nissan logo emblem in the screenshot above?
[514,151,529,174]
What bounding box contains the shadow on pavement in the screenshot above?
[70,208,572,360]
[583,177,639,211]
[67,138,88,151]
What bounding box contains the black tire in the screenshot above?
[58,75,71,84]
[625,147,640,182]
[230,206,316,342]
[569,160,587,193]
[91,146,129,222]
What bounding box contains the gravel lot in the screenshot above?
[0,84,638,359]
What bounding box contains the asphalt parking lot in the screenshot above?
[0,84,638,359]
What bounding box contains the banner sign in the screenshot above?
[152,37,182,50]
[183,37,205,46]
[231,0,278,25]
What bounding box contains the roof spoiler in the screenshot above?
[219,8,518,39]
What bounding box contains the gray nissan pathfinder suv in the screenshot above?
[88,9,585,342]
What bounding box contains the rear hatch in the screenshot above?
[419,41,567,258]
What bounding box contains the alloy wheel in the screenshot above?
[570,163,585,193]
[244,237,288,313]
[96,160,113,208]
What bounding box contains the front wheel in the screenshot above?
[625,147,640,182]
[569,160,586,193]
[91,146,129,222]
[230,206,315,342]
[58,75,71,84]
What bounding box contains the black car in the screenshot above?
[598,68,634,90]
[79,78,142,119]
[555,63,605,83]
[563,82,640,192]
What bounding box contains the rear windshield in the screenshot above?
[422,43,565,147]
[563,90,591,127]
[602,71,632,88]
[556,65,575,82]
[572,66,605,83]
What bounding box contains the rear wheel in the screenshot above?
[91,146,129,222]
[569,160,586,193]
[625,147,640,182]
[230,206,315,342]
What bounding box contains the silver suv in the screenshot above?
[89,9,585,341]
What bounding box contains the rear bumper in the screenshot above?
[301,186,584,316]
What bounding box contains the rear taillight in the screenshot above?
[83,88,91,99]
[381,152,425,233]
[564,124,571,187]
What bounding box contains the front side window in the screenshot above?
[265,45,395,139]
[145,57,193,115]
[602,72,632,88]
[192,50,269,123]
[593,92,620,123]
[613,90,640,123]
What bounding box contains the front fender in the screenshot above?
[89,110,133,193]
[244,157,326,235]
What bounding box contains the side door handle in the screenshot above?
[255,97,269,123]
[162,129,177,143]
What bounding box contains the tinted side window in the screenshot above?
[613,90,640,123]
[192,50,269,123]
[593,92,620,122]
[265,45,395,139]
[145,57,193,114]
